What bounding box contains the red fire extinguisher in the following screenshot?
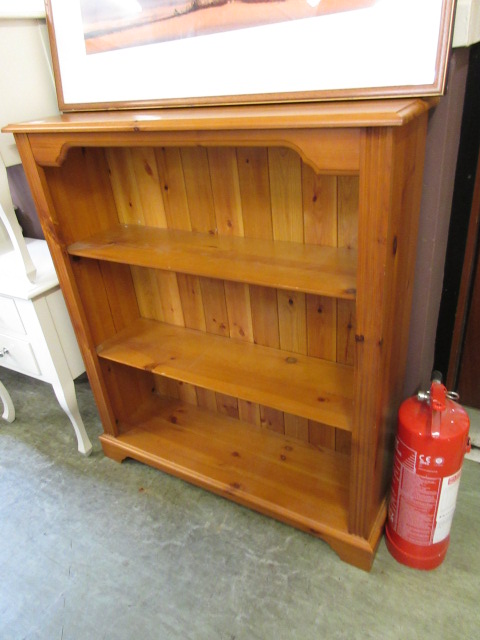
[385,372,471,570]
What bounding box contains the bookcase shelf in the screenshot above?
[99,395,353,543]
[97,318,354,430]
[69,224,357,299]
[6,98,431,570]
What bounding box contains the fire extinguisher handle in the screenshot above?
[446,391,460,401]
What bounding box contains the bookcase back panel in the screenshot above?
[46,144,358,451]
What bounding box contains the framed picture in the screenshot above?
[45,0,456,111]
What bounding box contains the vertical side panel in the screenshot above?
[350,115,427,538]
[101,361,154,427]
[14,136,119,435]
[351,128,392,537]
[373,117,428,521]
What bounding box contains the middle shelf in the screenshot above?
[97,318,354,431]
[68,224,357,299]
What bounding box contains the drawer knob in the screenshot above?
[0,347,8,357]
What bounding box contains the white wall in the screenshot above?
[0,1,45,19]
[453,0,480,47]
[0,19,59,168]
[0,15,59,223]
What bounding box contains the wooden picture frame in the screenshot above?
[45,0,456,111]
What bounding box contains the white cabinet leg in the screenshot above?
[0,379,15,423]
[51,377,93,456]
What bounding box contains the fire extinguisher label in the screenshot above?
[433,470,462,543]
[389,438,462,546]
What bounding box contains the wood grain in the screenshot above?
[9,100,431,570]
[97,318,354,430]
[68,225,357,299]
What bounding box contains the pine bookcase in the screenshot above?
[4,98,431,569]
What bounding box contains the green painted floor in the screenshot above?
[0,367,478,640]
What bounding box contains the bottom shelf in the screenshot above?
[99,395,383,570]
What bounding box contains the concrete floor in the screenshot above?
[0,367,479,640]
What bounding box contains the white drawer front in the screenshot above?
[0,333,41,376]
[0,297,25,335]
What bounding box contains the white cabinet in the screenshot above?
[0,205,92,455]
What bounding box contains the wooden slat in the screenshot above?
[259,406,285,434]
[249,285,279,348]
[277,289,307,356]
[236,147,273,239]
[216,393,239,419]
[336,177,357,367]
[303,170,338,246]
[306,294,337,362]
[103,395,350,532]
[176,273,206,331]
[200,277,230,337]
[181,147,217,235]
[302,166,340,449]
[208,147,244,236]
[306,294,336,450]
[338,176,359,250]
[224,281,254,342]
[309,420,336,450]
[131,148,168,227]
[153,147,192,230]
[336,175,358,453]
[337,300,355,366]
[238,400,261,428]
[69,225,357,299]
[107,148,145,225]
[269,148,304,243]
[272,146,307,433]
[96,318,354,430]
[284,413,309,441]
